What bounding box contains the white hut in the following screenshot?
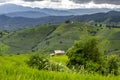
[54,50,65,55]
[50,50,65,56]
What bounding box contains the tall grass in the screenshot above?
[50,55,68,65]
[0,54,120,80]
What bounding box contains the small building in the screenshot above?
[50,50,65,56]
[54,50,65,55]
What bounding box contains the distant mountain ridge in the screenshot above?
[1,4,120,17]
[0,10,120,31]
[72,11,120,23]
[5,11,50,18]
[0,15,73,31]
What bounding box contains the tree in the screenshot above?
[65,20,71,24]
[66,36,105,72]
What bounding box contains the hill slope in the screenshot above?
[1,22,120,54]
[97,28,120,54]
[1,23,93,53]
[1,24,58,53]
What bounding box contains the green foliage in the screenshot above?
[85,61,101,72]
[66,36,105,73]
[106,54,119,75]
[27,54,49,70]
[27,54,69,72]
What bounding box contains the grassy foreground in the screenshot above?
[0,54,120,80]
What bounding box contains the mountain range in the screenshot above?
[0,11,120,31]
[1,4,119,17]
[0,4,120,31]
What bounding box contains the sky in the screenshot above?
[0,0,120,9]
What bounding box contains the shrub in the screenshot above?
[27,54,69,72]
[27,54,49,70]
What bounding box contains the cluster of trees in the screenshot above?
[66,36,119,75]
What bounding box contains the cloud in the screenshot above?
[70,0,91,4]
[94,0,120,5]
[70,0,120,5]
[0,0,11,3]
[22,0,45,1]
[22,0,120,5]
[0,0,120,9]
[51,0,61,2]
[23,0,61,2]
[0,0,5,3]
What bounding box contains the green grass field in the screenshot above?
[0,54,120,80]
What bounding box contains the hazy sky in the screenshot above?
[0,0,120,9]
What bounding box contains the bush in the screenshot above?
[27,54,49,70]
[106,54,119,75]
[27,54,69,72]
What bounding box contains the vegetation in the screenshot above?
[0,54,120,80]
[0,42,9,55]
[1,22,105,53]
[0,22,120,79]
[66,35,106,73]
[27,53,69,72]
[1,22,120,54]
[107,54,119,75]
[1,24,59,53]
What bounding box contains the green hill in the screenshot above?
[97,28,120,54]
[34,23,88,52]
[1,22,120,54]
[1,24,58,53]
